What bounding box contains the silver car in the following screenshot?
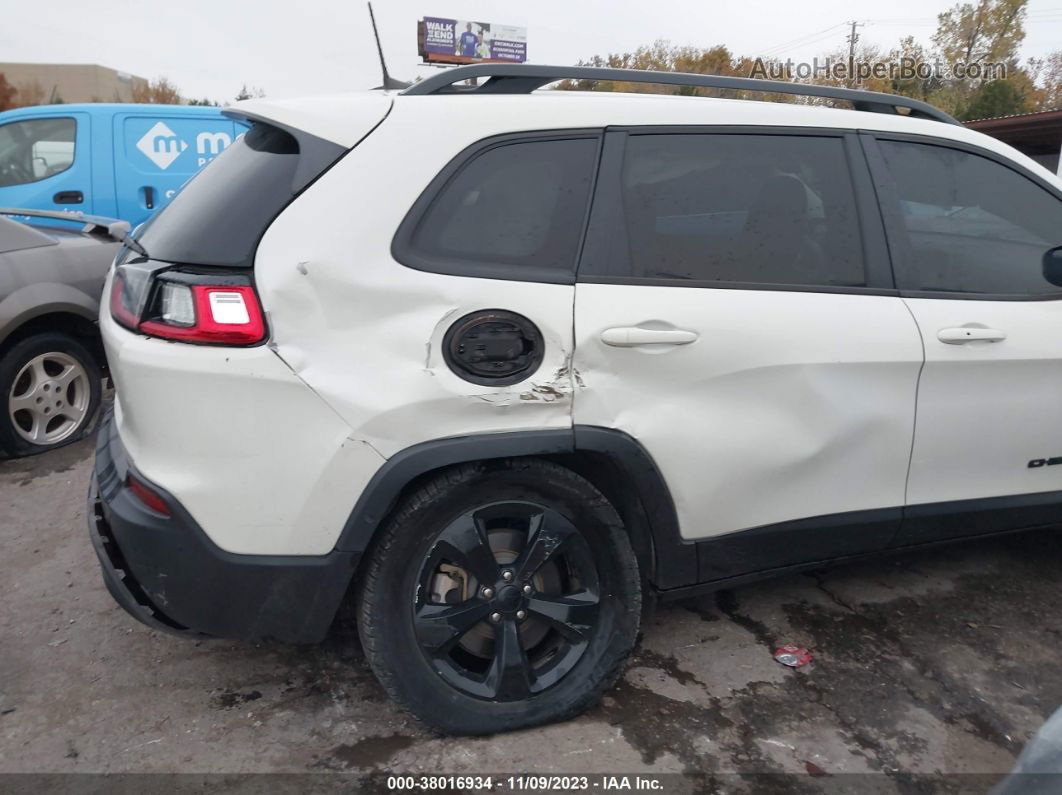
[0,209,124,456]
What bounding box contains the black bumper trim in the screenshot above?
[88,406,357,643]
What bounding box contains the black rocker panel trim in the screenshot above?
[897,489,1062,546]
[696,507,901,583]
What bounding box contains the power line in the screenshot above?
[759,23,848,57]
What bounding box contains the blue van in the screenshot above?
[0,104,246,227]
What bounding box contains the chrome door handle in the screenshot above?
[601,327,699,347]
[937,327,1006,344]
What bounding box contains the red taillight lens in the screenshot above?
[126,472,171,517]
[110,265,266,346]
[140,285,265,345]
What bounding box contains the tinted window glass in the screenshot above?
[598,134,864,287]
[137,123,340,267]
[411,138,597,274]
[880,140,1062,295]
[0,118,76,187]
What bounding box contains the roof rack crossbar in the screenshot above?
[402,64,959,125]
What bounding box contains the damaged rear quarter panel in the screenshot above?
[253,108,577,459]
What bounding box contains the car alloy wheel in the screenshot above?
[8,351,91,446]
[414,501,601,700]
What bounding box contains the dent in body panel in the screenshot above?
[595,360,916,539]
[259,250,576,456]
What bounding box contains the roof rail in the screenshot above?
[402,64,959,125]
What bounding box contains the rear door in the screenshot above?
[0,112,91,213]
[572,128,925,582]
[112,111,240,226]
[863,135,1062,544]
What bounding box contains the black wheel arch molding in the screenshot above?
[336,424,696,590]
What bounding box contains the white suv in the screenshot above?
[89,65,1062,735]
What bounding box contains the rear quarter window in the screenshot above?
[136,122,344,267]
[394,135,600,283]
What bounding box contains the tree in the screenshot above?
[560,0,1052,117]
[960,77,1028,118]
[234,84,266,101]
[14,79,44,107]
[1034,50,1062,109]
[0,73,17,112]
[132,76,183,104]
[933,0,1027,66]
[188,97,218,106]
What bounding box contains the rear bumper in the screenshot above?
[88,406,357,643]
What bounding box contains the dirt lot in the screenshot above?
[3,436,1062,791]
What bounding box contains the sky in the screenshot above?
[2,0,1061,102]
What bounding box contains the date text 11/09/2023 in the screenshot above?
[386,775,666,791]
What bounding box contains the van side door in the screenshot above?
[112,111,240,226]
[0,112,91,213]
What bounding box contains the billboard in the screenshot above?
[419,18,527,64]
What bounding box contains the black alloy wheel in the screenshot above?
[413,501,601,701]
[357,459,641,735]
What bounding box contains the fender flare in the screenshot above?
[336,425,696,589]
[0,283,99,347]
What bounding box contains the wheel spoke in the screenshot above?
[54,363,81,392]
[432,514,500,584]
[516,511,576,580]
[414,600,491,653]
[30,358,49,387]
[526,590,600,641]
[486,619,533,700]
[8,393,36,413]
[26,413,47,444]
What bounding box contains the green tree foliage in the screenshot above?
[961,77,1028,118]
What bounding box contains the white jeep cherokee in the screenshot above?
[90,65,1062,735]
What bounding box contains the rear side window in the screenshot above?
[137,123,343,267]
[878,140,1062,295]
[0,117,76,187]
[582,133,865,288]
[398,137,598,282]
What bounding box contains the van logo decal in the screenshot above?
[136,122,189,170]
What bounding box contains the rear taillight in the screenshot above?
[110,265,266,346]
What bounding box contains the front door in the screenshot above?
[864,135,1062,544]
[0,112,91,213]
[573,129,925,582]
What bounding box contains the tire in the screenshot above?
[357,459,641,735]
[0,332,102,458]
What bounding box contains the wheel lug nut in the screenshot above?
[522,585,532,595]
[516,610,526,620]
[490,612,502,622]
[502,570,514,582]
[481,587,494,599]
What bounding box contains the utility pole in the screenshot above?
[845,20,864,86]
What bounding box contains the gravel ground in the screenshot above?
[3,436,1062,792]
